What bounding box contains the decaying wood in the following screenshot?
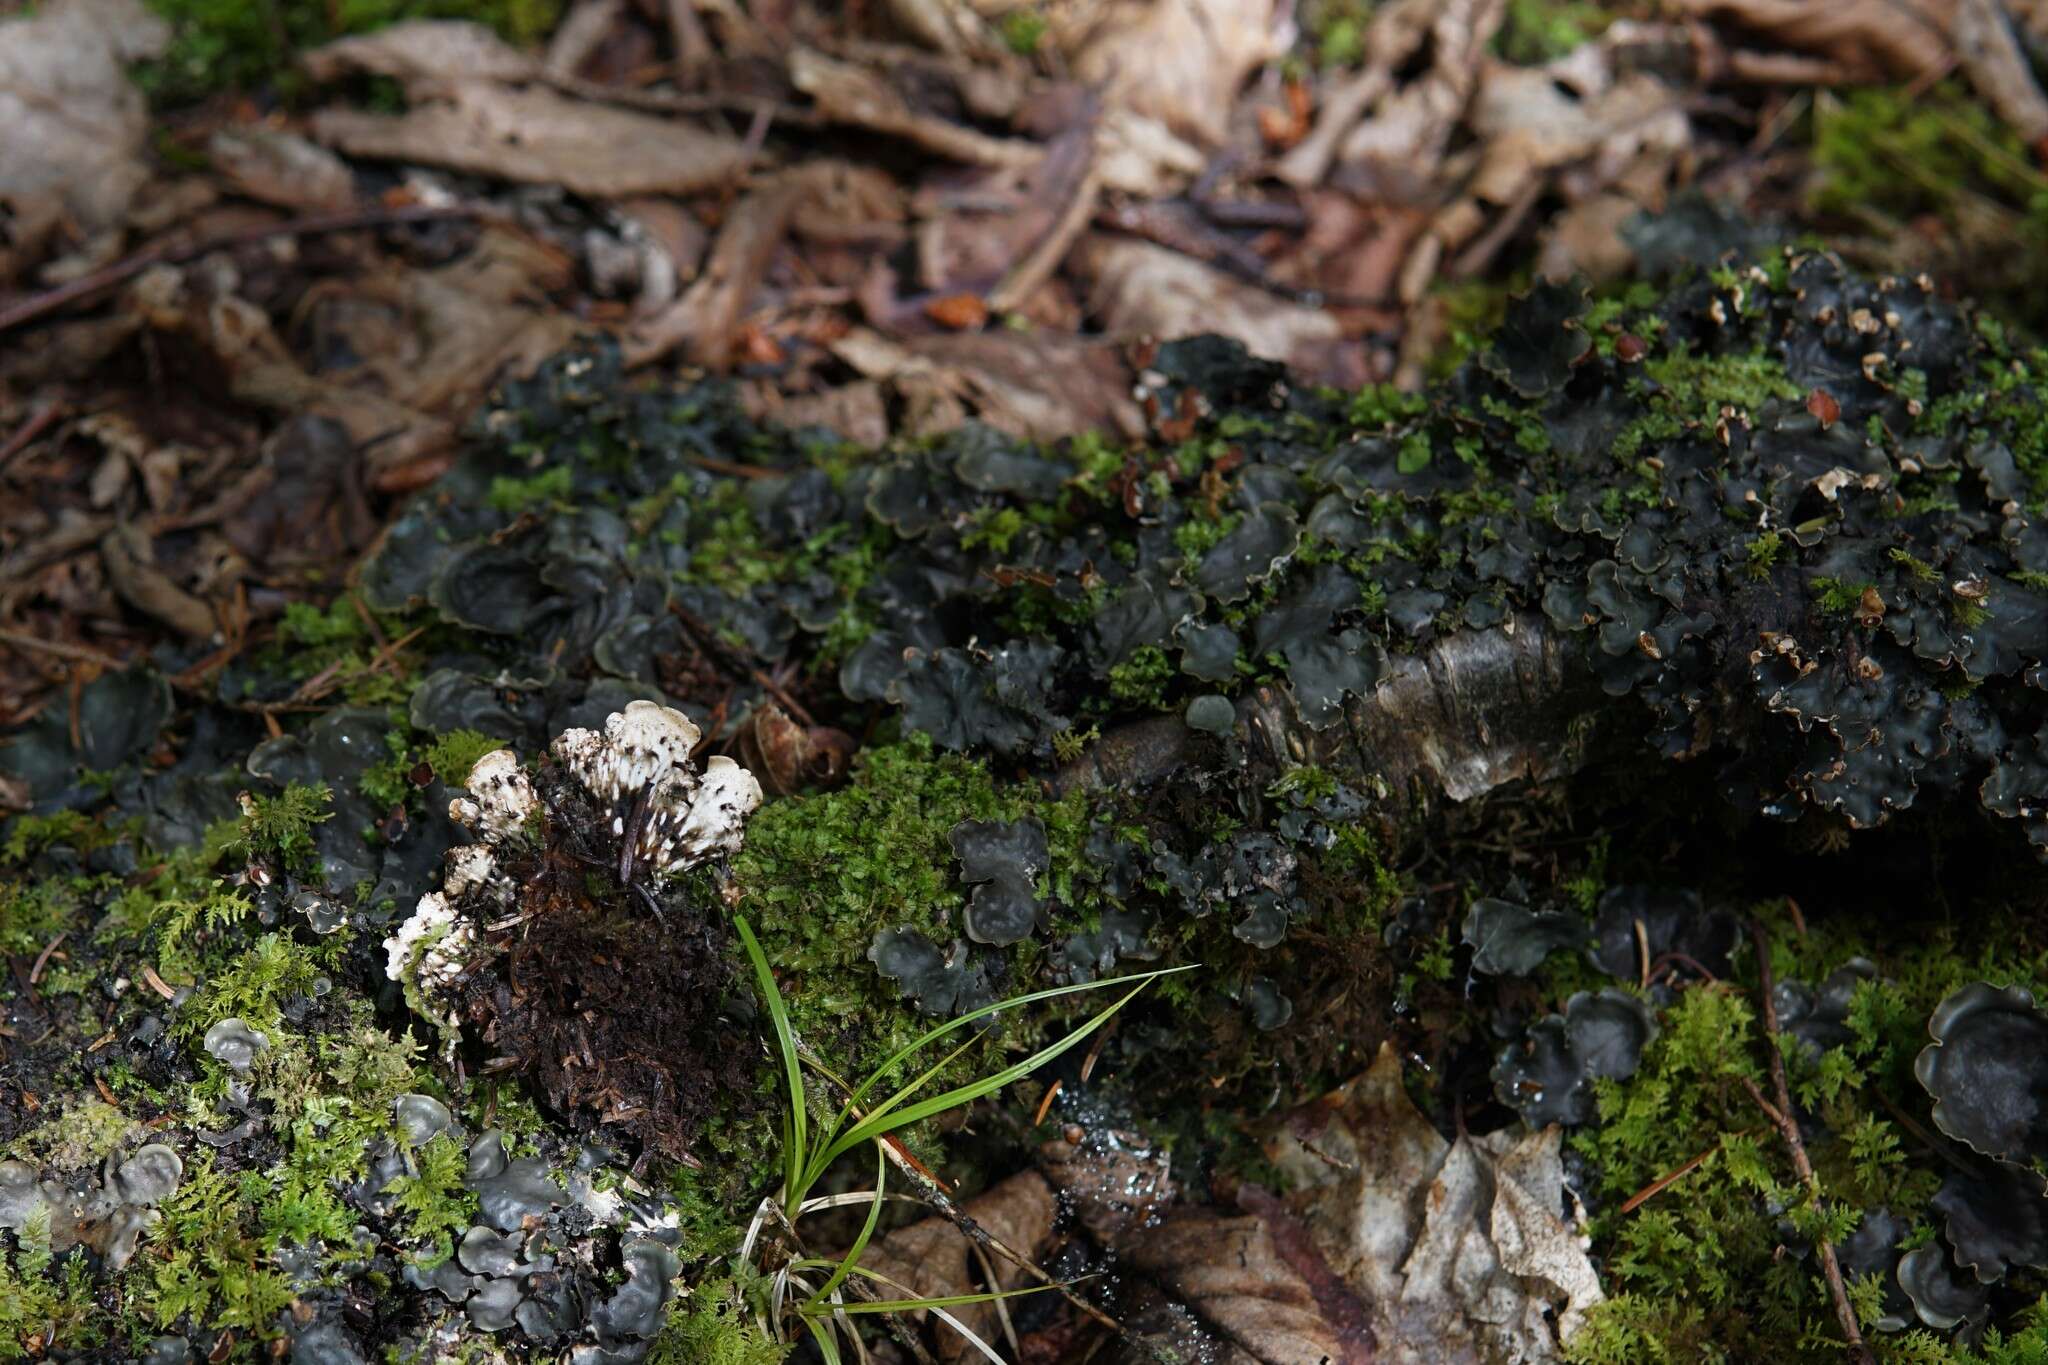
[1058,614,1599,810]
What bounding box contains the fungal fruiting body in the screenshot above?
[382,701,764,1034]
[548,699,745,884]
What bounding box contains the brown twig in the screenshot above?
[0,404,65,474]
[1746,919,1874,1363]
[1620,1131,1749,1215]
[0,204,482,336]
[29,930,68,987]
[0,627,128,671]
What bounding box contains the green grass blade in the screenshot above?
[828,966,1193,1137]
[811,1266,1061,1314]
[803,1144,886,1310]
[817,974,1161,1173]
[734,913,807,1206]
[801,1313,842,1365]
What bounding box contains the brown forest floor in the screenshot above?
[6,0,2048,764]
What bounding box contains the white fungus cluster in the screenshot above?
[548,700,763,881]
[383,702,764,1032]
[448,748,536,840]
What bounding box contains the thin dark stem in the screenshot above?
[0,204,481,335]
[0,404,64,473]
[1747,919,1874,1364]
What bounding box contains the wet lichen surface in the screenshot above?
[13,250,2048,1361]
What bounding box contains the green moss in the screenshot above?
[996,5,1047,55]
[23,1097,138,1170]
[388,1132,479,1264]
[0,1210,108,1362]
[1107,644,1176,710]
[1810,576,1875,615]
[357,727,416,810]
[2,808,110,862]
[1493,0,1611,65]
[0,876,91,958]
[649,1280,787,1365]
[177,930,329,1043]
[1347,384,1430,431]
[227,781,333,874]
[720,733,1102,1170]
[138,0,565,106]
[423,728,507,786]
[1745,531,1783,579]
[144,1159,295,1339]
[487,463,575,514]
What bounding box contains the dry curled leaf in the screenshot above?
[1060,0,1287,147]
[854,1170,1058,1363]
[1267,1042,1605,1361]
[0,0,169,245]
[310,84,749,198]
[1071,235,1345,376]
[732,702,856,796]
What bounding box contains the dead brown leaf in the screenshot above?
[206,129,358,213]
[1332,0,1505,203]
[308,83,748,197]
[1059,0,1286,147]
[1268,1042,1605,1361]
[628,175,805,368]
[99,522,216,641]
[745,381,890,447]
[1672,0,1953,84]
[301,18,544,91]
[1953,0,2048,143]
[1119,1211,1364,1365]
[830,326,1146,442]
[857,1170,1058,1363]
[791,46,1043,169]
[1071,235,1345,376]
[0,0,170,248]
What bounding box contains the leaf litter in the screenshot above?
[7,0,2048,1359]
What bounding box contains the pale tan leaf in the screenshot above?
[0,0,170,235]
[309,85,748,198]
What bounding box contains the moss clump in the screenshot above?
[225,782,333,874]
[648,1280,785,1365]
[725,734,1091,1064]
[143,1160,297,1338]
[138,0,565,105]
[1492,0,1611,65]
[0,1211,106,1363]
[1551,894,2048,1361]
[22,1097,137,1170]
[423,728,506,786]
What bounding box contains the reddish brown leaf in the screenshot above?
[924,292,990,331]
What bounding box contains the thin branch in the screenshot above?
[0,404,65,474]
[1620,1132,1746,1215]
[0,204,482,335]
[1747,919,1875,1364]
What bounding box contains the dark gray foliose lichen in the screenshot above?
[1910,982,2048,1299]
[1491,988,1659,1127]
[1587,886,1738,983]
[1915,982,2048,1166]
[1463,897,1589,977]
[326,249,2048,869]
